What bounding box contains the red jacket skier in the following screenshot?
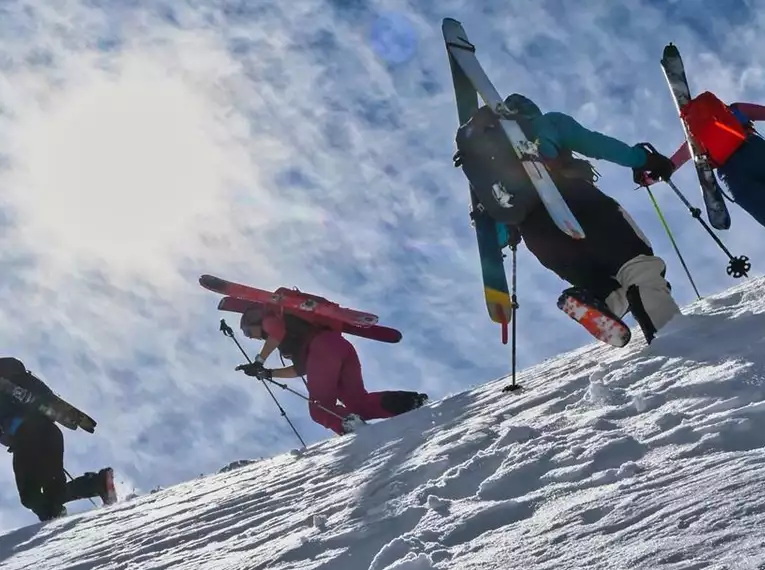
[650,92,765,227]
[236,308,428,435]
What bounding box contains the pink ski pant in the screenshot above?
[305,331,394,434]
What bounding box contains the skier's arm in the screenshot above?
[670,141,691,168]
[258,316,286,363]
[271,366,299,379]
[545,112,649,168]
[731,102,765,121]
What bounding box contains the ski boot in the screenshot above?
[65,467,118,506]
[380,391,429,415]
[341,414,366,435]
[98,467,118,506]
[557,287,631,348]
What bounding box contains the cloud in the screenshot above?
[0,0,763,530]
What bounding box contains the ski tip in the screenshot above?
[442,17,461,26]
[663,43,679,56]
[199,274,227,292]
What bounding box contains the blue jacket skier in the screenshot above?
[456,94,680,346]
[0,357,117,521]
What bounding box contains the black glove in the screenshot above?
[235,362,273,380]
[633,144,675,185]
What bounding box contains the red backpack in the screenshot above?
[680,91,749,167]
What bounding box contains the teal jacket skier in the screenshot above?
[458,93,680,346]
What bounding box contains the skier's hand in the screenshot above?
[636,172,659,187]
[235,362,273,380]
[507,225,522,247]
[633,145,675,185]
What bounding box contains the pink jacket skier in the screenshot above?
[236,308,428,435]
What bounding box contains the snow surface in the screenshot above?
[3,277,765,569]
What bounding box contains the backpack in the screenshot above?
[258,312,325,361]
[680,91,749,167]
[0,357,52,396]
[454,105,542,225]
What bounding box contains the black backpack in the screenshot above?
[454,105,542,225]
[454,106,599,225]
[259,314,327,361]
[0,357,52,396]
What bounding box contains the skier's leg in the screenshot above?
[305,331,350,435]
[617,254,680,343]
[65,468,117,505]
[330,339,427,420]
[520,181,649,302]
[12,415,66,521]
[521,180,679,343]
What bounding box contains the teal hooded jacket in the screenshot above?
[504,94,649,169]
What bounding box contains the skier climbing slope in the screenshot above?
[445,19,682,348]
[235,306,428,435]
[0,357,116,522]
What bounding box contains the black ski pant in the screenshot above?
[518,178,653,300]
[12,414,67,521]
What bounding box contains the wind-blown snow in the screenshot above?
[3,277,765,569]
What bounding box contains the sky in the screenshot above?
[0,0,764,530]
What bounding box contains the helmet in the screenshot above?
[239,306,264,332]
[504,93,542,119]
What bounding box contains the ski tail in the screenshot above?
[557,288,631,348]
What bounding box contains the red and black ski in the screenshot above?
[200,275,402,343]
[557,289,631,348]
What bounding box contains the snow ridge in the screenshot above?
[3,278,765,569]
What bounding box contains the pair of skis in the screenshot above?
[660,43,731,231]
[199,275,402,344]
[442,18,585,337]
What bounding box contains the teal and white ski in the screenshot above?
[444,19,512,327]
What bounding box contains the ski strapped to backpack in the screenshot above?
[443,18,585,241]
[660,43,732,230]
[199,274,403,344]
[0,360,97,433]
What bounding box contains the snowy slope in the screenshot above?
[3,278,765,570]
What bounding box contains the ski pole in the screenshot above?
[638,142,750,279]
[662,178,750,278]
[645,187,702,300]
[502,241,521,393]
[219,320,306,448]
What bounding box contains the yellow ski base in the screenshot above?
[484,287,513,324]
